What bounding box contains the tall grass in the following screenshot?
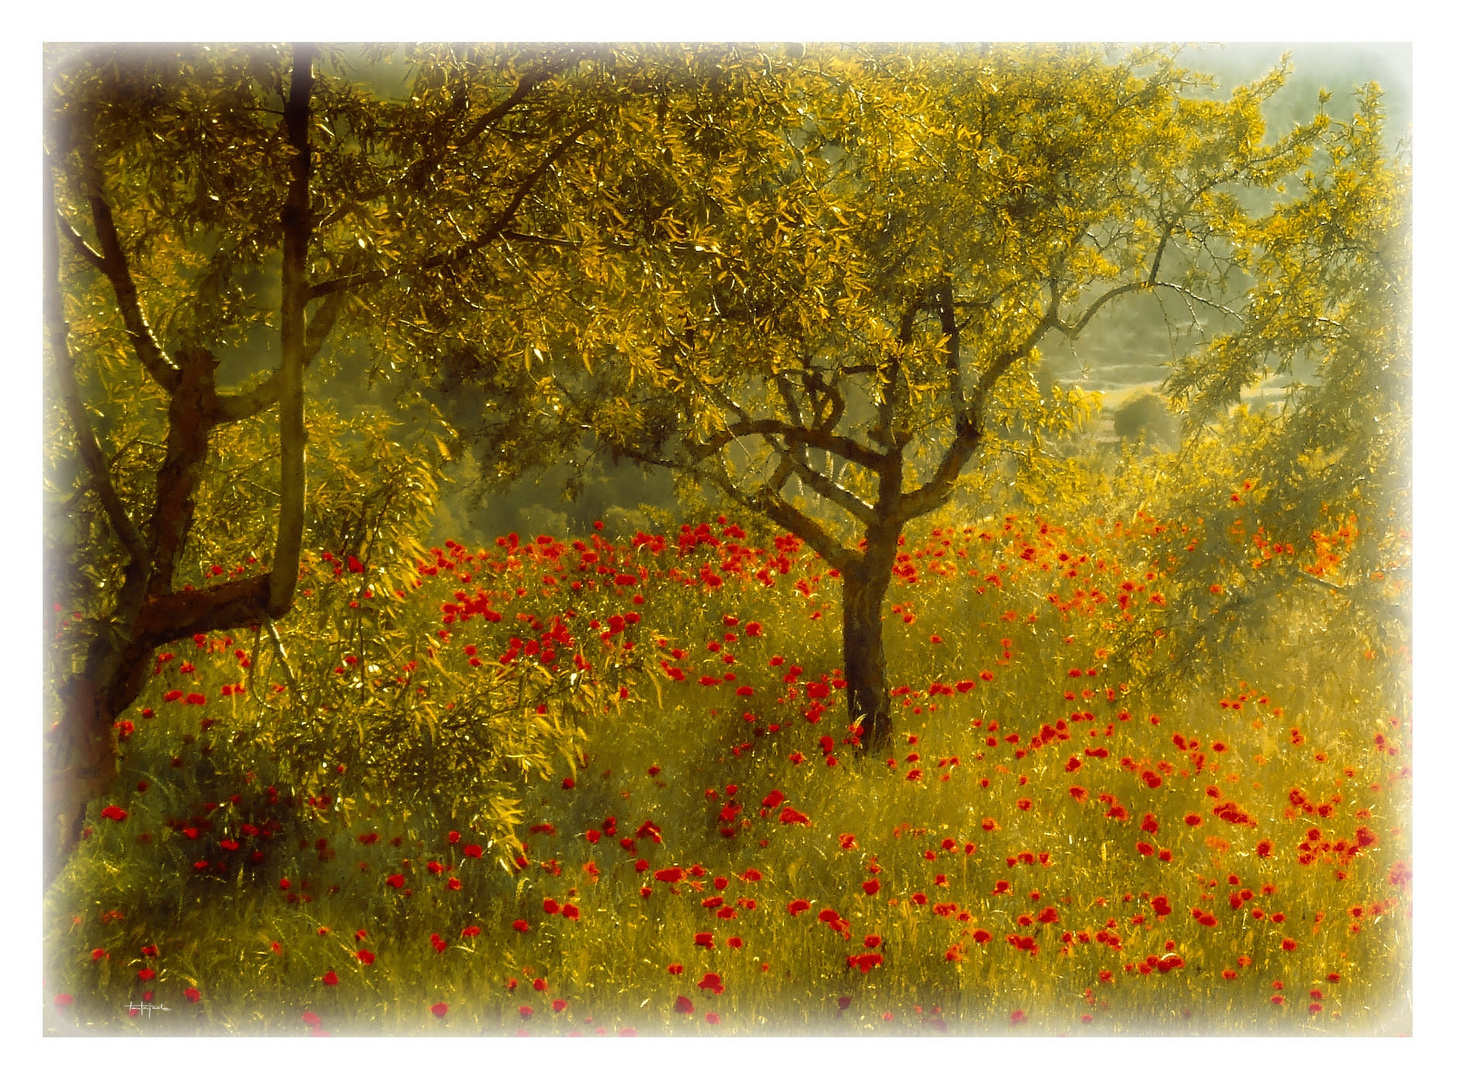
[44,507,1411,1035]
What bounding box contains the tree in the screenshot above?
[505,44,1334,751]
[43,42,681,886]
[1149,83,1409,685]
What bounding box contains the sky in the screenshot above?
[9,2,1458,1073]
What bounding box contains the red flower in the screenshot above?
[137,968,155,982]
[1257,839,1274,859]
[1152,896,1172,917]
[697,972,725,994]
[386,874,405,889]
[553,999,567,1012]
[705,1012,721,1025]
[787,899,811,916]
[761,789,785,809]
[100,805,127,822]
[694,933,715,949]
[519,1005,534,1018]
[675,994,694,1014]
[513,920,530,933]
[463,844,484,859]
[430,1002,449,1018]
[183,987,200,1003]
[861,879,881,895]
[1010,1009,1027,1025]
[462,925,481,937]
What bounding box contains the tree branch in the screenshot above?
[691,419,887,471]
[309,121,595,300]
[268,43,315,616]
[73,150,180,394]
[935,276,964,414]
[46,169,151,574]
[774,440,880,527]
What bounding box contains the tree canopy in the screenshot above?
[444,44,1395,748]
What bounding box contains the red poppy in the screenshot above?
[463,844,484,859]
[694,933,715,949]
[431,1002,448,1018]
[705,1012,721,1025]
[698,972,725,994]
[553,999,567,1012]
[137,968,155,982]
[1010,1009,1027,1025]
[519,1005,534,1018]
[386,873,405,889]
[1152,896,1172,917]
[356,949,374,965]
[513,920,530,933]
[787,899,811,916]
[675,995,694,1014]
[861,879,880,895]
[100,805,127,822]
[183,987,200,1003]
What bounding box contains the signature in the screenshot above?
[127,1001,173,1016]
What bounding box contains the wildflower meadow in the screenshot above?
[43,501,1410,1036]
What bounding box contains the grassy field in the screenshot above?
[43,504,1411,1036]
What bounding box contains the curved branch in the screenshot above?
[693,419,886,471]
[46,170,151,573]
[73,151,180,394]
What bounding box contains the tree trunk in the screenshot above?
[843,529,898,753]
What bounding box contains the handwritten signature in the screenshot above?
[126,1001,173,1016]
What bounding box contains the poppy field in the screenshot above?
[43,502,1411,1036]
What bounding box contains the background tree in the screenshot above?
[1142,84,1409,687]
[43,42,677,886]
[495,44,1332,751]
